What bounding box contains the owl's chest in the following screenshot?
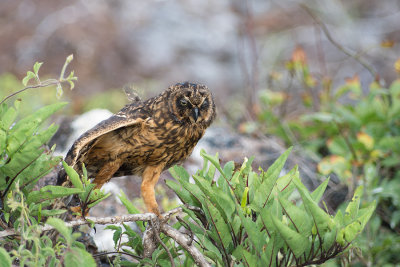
[118,121,204,167]
[149,122,204,160]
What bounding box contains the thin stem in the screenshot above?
[151,219,175,267]
[301,4,377,78]
[93,251,142,261]
[0,80,59,105]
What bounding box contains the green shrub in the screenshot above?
[105,149,374,266]
[0,57,99,266]
[0,56,376,267]
[254,47,400,265]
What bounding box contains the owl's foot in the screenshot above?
[147,206,166,222]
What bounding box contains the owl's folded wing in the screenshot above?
[64,103,151,169]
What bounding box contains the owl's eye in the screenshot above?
[201,99,208,108]
[180,99,188,106]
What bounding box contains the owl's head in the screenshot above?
[168,82,216,126]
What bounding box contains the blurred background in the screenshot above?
[1,0,400,266]
[1,0,399,114]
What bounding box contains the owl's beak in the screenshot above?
[192,107,199,122]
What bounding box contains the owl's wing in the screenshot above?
[64,103,151,167]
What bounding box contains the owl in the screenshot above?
[57,82,216,217]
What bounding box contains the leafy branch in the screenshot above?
[0,54,77,105]
[0,205,210,267]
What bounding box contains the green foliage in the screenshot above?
[46,218,96,266]
[0,247,12,267]
[0,56,377,266]
[0,100,68,223]
[167,149,375,266]
[3,185,95,266]
[0,58,97,266]
[62,161,111,214]
[254,48,400,265]
[106,149,374,266]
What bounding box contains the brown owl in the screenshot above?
[57,82,216,217]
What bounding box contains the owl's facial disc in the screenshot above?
[177,94,210,123]
[171,83,215,125]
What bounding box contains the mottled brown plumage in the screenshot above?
[58,82,216,216]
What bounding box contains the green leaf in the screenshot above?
[275,166,297,200]
[0,105,18,130]
[0,129,6,154]
[118,190,140,214]
[253,147,292,208]
[118,190,145,231]
[192,174,235,219]
[294,177,333,234]
[310,178,330,203]
[357,202,376,230]
[169,165,190,182]
[322,226,337,252]
[46,218,72,244]
[333,209,344,225]
[3,124,58,180]
[203,198,233,250]
[6,102,67,157]
[27,185,84,204]
[271,215,309,258]
[62,161,83,190]
[10,102,67,136]
[344,185,363,225]
[64,247,96,267]
[22,71,36,86]
[33,62,43,75]
[0,247,11,267]
[278,195,312,236]
[165,179,197,207]
[87,191,111,208]
[241,187,249,208]
[338,220,362,244]
[178,177,205,206]
[237,203,265,252]
[38,209,67,217]
[265,232,280,267]
[206,160,217,182]
[200,150,225,179]
[20,155,61,191]
[105,225,122,247]
[233,245,258,267]
[327,137,350,157]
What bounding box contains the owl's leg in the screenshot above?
[141,165,164,217]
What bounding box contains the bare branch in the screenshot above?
[151,218,175,267]
[0,205,201,238]
[142,225,157,258]
[161,224,211,267]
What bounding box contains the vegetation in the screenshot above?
[0,52,395,266]
[253,46,400,265]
